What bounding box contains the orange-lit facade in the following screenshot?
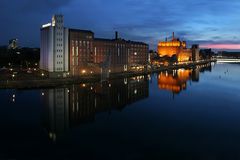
[158,32,192,62]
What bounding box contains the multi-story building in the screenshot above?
[157,32,192,62]
[192,44,200,62]
[40,15,69,77]
[69,29,94,76]
[40,15,149,77]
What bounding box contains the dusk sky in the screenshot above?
[1,0,240,50]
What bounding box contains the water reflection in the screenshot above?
[158,63,212,94]
[43,64,213,141]
[43,76,149,141]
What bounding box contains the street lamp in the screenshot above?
[82,70,86,74]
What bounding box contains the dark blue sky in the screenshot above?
[1,0,240,50]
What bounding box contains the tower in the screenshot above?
[40,14,69,78]
[192,44,200,62]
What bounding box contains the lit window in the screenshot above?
[72,58,75,66]
[76,47,78,56]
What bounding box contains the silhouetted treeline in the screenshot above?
[0,47,40,67]
[219,51,240,58]
[200,49,215,60]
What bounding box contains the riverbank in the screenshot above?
[0,60,215,89]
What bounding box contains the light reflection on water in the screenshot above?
[1,63,240,159]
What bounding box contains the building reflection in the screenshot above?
[158,63,212,94]
[43,88,69,141]
[43,76,149,141]
[43,64,212,141]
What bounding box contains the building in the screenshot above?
[69,29,94,76]
[69,30,148,76]
[8,39,18,49]
[157,32,192,62]
[40,15,149,77]
[40,15,69,77]
[192,44,200,62]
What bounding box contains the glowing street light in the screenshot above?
[82,70,86,74]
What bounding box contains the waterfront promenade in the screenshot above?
[0,60,215,89]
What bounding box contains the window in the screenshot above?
[76,47,78,56]
[76,58,78,65]
[72,47,74,56]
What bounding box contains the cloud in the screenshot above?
[0,0,240,49]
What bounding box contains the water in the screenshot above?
[0,63,240,159]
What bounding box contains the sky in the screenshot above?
[0,0,240,50]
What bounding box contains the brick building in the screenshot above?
[40,15,149,77]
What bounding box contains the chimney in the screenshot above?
[115,31,118,40]
[172,32,175,40]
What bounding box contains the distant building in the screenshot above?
[218,51,240,58]
[157,32,192,62]
[8,39,18,49]
[40,15,149,77]
[200,49,214,60]
[192,44,200,62]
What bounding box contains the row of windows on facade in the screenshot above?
[57,61,63,64]
[56,19,63,23]
[56,68,63,71]
[95,42,147,49]
[72,40,90,47]
[56,26,63,30]
[57,38,63,41]
[71,47,145,57]
[71,41,147,50]
[56,49,63,52]
[56,32,63,36]
[71,47,92,56]
[71,58,126,66]
[57,43,63,47]
[57,55,63,58]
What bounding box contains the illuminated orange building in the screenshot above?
[158,32,192,62]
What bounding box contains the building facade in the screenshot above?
[192,44,200,62]
[40,15,149,77]
[40,15,69,77]
[158,32,192,62]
